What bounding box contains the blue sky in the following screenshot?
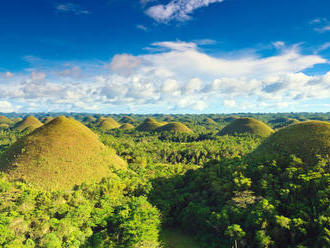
[0,0,330,113]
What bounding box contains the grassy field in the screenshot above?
[160,228,200,248]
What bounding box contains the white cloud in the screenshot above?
[31,71,46,81]
[0,101,17,113]
[223,99,236,108]
[58,66,82,78]
[56,3,90,15]
[137,24,148,31]
[310,18,330,33]
[145,0,225,23]
[0,41,329,113]
[272,41,285,49]
[110,54,142,73]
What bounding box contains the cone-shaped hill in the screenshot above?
[0,116,11,124]
[0,124,9,129]
[119,123,135,130]
[219,117,274,137]
[163,116,174,122]
[156,122,193,133]
[119,116,135,124]
[14,116,43,131]
[98,117,121,130]
[42,116,54,124]
[0,116,126,190]
[83,116,97,123]
[224,116,239,122]
[96,116,106,124]
[252,121,330,164]
[136,117,164,131]
[203,117,217,125]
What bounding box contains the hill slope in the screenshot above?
[14,116,43,131]
[0,116,11,124]
[119,116,135,124]
[0,116,126,190]
[156,122,193,133]
[98,117,121,130]
[136,118,164,131]
[252,120,330,164]
[119,123,135,130]
[219,117,274,137]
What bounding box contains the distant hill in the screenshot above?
[136,118,164,131]
[83,116,97,122]
[119,123,135,130]
[0,116,126,190]
[156,122,193,133]
[13,116,43,131]
[98,117,121,130]
[219,117,274,137]
[42,116,54,124]
[0,116,11,124]
[119,116,135,124]
[203,117,217,125]
[252,120,330,164]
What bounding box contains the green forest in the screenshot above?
[0,113,329,248]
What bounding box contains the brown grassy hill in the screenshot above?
[96,116,106,124]
[224,116,239,122]
[14,116,43,131]
[119,116,135,124]
[0,124,9,129]
[0,116,11,124]
[156,122,193,133]
[163,116,174,122]
[136,117,164,131]
[219,117,274,138]
[203,117,217,125]
[119,123,135,130]
[252,121,330,164]
[0,116,126,190]
[98,117,121,130]
[83,116,97,123]
[42,116,54,124]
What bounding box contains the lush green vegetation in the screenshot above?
[0,113,329,247]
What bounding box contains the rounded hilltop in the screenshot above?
[98,117,121,130]
[219,117,274,138]
[0,116,126,191]
[0,116,11,124]
[119,123,135,130]
[42,116,54,124]
[203,117,217,125]
[83,115,97,123]
[252,121,330,164]
[136,117,164,131]
[156,122,193,133]
[119,116,135,124]
[14,115,43,131]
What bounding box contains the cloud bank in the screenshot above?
[0,41,329,113]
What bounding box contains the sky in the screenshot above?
[0,0,330,113]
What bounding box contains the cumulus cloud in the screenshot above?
[1,41,329,113]
[0,101,18,112]
[110,54,142,73]
[145,0,225,23]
